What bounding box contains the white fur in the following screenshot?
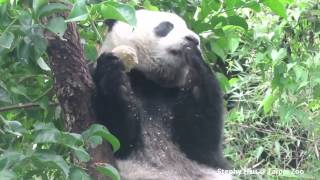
[100,10,200,55]
[100,10,200,88]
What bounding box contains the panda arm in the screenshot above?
[93,53,140,157]
[172,49,229,169]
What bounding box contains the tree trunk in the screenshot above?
[45,15,115,180]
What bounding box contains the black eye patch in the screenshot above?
[154,21,174,37]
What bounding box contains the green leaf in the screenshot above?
[4,120,26,135]
[0,31,14,49]
[37,3,69,18]
[34,128,60,143]
[37,57,51,71]
[84,43,97,61]
[72,147,90,162]
[279,103,295,123]
[293,65,308,83]
[82,124,120,152]
[225,0,244,16]
[228,16,248,30]
[96,163,120,180]
[33,0,48,13]
[70,167,92,180]
[260,89,278,113]
[246,1,261,12]
[100,2,136,26]
[274,141,281,159]
[263,94,274,113]
[269,48,287,61]
[10,86,31,100]
[225,0,236,9]
[66,0,88,22]
[211,41,226,60]
[29,34,48,60]
[0,0,9,4]
[227,37,240,53]
[256,146,264,160]
[46,17,67,38]
[59,132,84,147]
[215,72,230,92]
[0,151,26,170]
[262,0,287,18]
[143,0,159,11]
[0,170,16,180]
[33,122,56,130]
[32,153,69,177]
[200,0,221,18]
[87,136,103,148]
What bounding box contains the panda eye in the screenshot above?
[154,21,174,37]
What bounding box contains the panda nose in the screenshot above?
[185,35,199,46]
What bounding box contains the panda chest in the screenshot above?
[135,87,178,149]
[140,95,175,140]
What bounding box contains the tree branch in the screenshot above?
[45,13,115,180]
[0,102,57,112]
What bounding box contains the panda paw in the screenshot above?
[111,45,138,72]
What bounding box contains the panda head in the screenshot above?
[100,10,201,87]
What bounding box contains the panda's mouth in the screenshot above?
[168,43,199,57]
[168,49,182,56]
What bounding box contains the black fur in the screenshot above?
[93,46,229,169]
[154,21,174,37]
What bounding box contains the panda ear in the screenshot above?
[154,21,174,37]
[104,19,117,32]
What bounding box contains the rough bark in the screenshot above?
[45,15,115,180]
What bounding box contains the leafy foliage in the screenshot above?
[0,0,319,179]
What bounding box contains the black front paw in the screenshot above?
[94,52,130,96]
[96,53,126,72]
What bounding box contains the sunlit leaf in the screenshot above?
[37,57,51,71]
[269,48,287,61]
[262,0,287,18]
[0,0,9,4]
[256,146,264,160]
[143,0,159,11]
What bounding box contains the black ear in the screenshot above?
[154,21,174,37]
[104,19,117,32]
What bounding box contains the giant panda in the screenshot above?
[93,9,231,180]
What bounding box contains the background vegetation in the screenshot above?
[0,0,319,179]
